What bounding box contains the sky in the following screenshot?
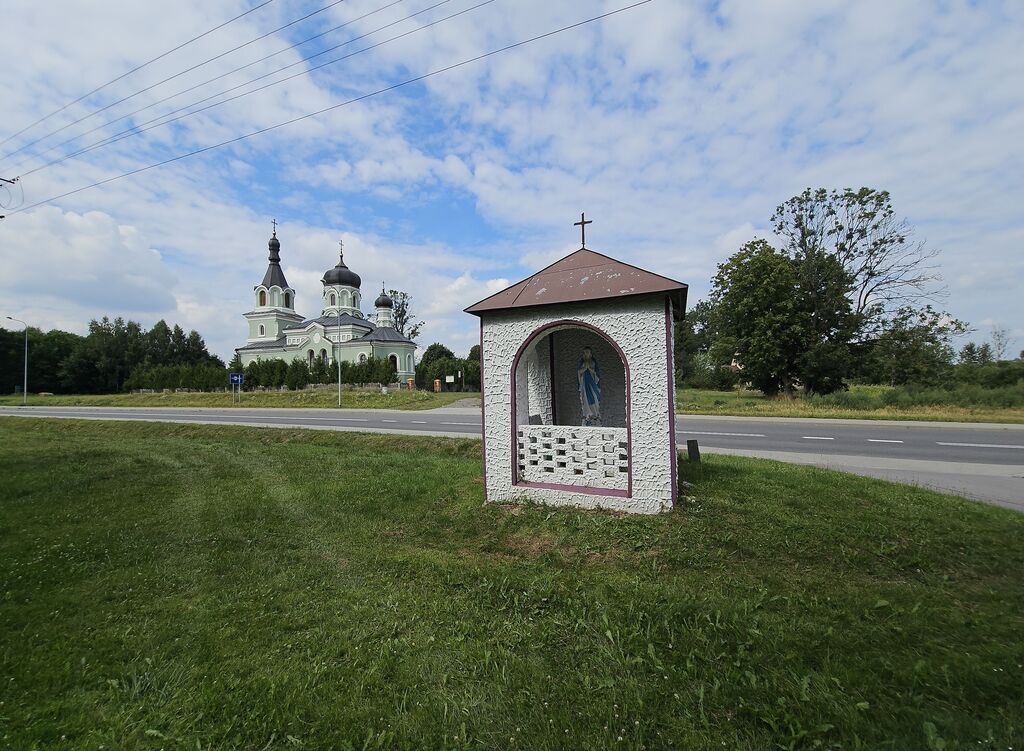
[0,0,1022,362]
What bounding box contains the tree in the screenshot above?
[772,188,942,321]
[284,359,310,391]
[990,325,1012,361]
[674,300,716,385]
[389,290,425,340]
[467,344,480,361]
[863,306,966,386]
[709,240,858,395]
[416,343,457,387]
[709,241,805,396]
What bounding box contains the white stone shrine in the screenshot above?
[466,219,688,514]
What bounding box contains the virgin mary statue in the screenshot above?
[577,347,602,426]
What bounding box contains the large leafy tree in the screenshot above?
[709,240,858,395]
[709,241,805,396]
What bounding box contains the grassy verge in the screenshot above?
[677,385,1024,423]
[1,418,1021,749]
[0,389,472,410]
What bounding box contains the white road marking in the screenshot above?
[441,421,480,426]
[802,436,835,440]
[937,442,1024,450]
[679,430,766,438]
[867,439,904,443]
[411,420,426,424]
[381,419,397,423]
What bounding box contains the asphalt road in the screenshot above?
[3,406,1022,510]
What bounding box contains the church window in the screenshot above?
[259,290,267,306]
[259,325,265,337]
[285,292,291,308]
[359,354,367,364]
[407,354,413,371]
[320,349,328,365]
[308,350,315,367]
[330,293,336,306]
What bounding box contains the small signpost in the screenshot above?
[229,372,244,404]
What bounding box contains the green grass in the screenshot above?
[677,384,1024,423]
[1,418,1022,750]
[0,389,472,410]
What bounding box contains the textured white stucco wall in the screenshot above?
[481,295,676,514]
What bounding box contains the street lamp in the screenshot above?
[336,306,343,408]
[6,316,27,405]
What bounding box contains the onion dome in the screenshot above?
[322,241,361,288]
[375,285,393,309]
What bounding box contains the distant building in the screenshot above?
[235,228,416,380]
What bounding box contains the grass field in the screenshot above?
[0,389,470,410]
[1,418,1021,749]
[677,385,1024,423]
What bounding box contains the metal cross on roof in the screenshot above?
[574,212,592,248]
[338,238,344,259]
[271,218,277,235]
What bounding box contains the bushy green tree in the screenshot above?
[0,326,83,394]
[709,240,858,395]
[416,343,456,387]
[674,300,717,386]
[285,359,310,391]
[310,354,333,385]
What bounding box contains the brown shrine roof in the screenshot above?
[464,248,688,317]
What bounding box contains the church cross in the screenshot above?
[271,218,277,235]
[338,238,344,260]
[574,212,592,248]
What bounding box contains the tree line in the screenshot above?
[676,187,1021,396]
[1,318,223,394]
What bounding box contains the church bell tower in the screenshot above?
[244,222,303,345]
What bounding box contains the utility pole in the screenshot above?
[6,316,27,404]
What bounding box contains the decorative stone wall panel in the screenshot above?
[517,425,628,489]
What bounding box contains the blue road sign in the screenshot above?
[229,373,244,385]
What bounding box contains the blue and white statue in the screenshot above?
[577,346,602,426]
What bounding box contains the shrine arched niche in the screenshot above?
[511,321,630,495]
[513,321,628,429]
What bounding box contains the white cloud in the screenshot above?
[0,0,1021,361]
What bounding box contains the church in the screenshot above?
[235,227,417,381]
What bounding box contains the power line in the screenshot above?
[0,0,277,150]
[16,0,462,178]
[2,0,350,164]
[5,0,653,217]
[14,0,408,173]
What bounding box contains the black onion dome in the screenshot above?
[374,288,393,308]
[322,250,361,288]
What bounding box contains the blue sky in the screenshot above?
[1,0,1022,361]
